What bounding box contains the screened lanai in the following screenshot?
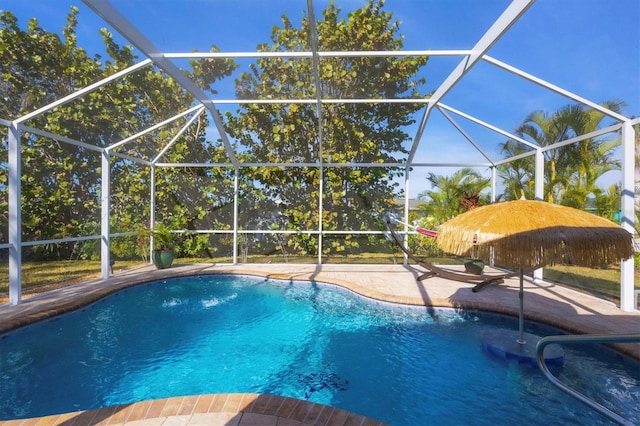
[0,0,638,309]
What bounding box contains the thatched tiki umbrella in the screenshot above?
[436,199,634,345]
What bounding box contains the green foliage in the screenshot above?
[0,7,236,261]
[5,5,627,265]
[417,168,491,225]
[224,0,427,254]
[137,222,176,250]
[593,184,622,222]
[498,102,623,208]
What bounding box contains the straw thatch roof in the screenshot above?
[436,199,634,269]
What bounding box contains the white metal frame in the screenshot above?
[0,0,635,311]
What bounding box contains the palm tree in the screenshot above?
[499,102,623,206]
[562,101,623,208]
[498,139,535,201]
[417,168,490,225]
[510,107,582,203]
[594,184,621,223]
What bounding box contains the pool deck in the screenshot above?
[1,263,639,425]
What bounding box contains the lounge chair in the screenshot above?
[385,217,519,292]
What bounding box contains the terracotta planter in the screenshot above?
[152,249,175,269]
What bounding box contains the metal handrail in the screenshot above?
[536,334,640,426]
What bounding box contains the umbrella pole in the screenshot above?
[517,267,525,344]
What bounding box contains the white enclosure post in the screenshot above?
[317,163,324,265]
[619,121,635,311]
[233,168,239,264]
[8,123,21,305]
[533,149,544,281]
[534,148,544,201]
[489,167,497,266]
[149,165,156,262]
[490,167,497,203]
[403,167,410,266]
[100,150,111,278]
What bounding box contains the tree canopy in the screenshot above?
[0,6,237,260]
[0,1,429,260]
[0,2,633,264]
[498,102,623,219]
[224,0,428,254]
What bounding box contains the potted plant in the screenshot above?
[139,223,176,269]
[463,242,484,275]
[464,258,485,275]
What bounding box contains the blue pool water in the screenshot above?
[0,275,638,424]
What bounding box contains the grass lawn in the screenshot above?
[0,259,146,303]
[544,264,640,301]
[0,257,638,305]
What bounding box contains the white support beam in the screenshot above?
[152,107,205,164]
[21,235,100,247]
[164,49,474,59]
[408,0,535,165]
[19,124,105,153]
[82,0,238,166]
[307,0,325,265]
[107,104,204,152]
[207,98,431,105]
[620,121,635,311]
[410,162,495,168]
[233,168,239,265]
[155,161,406,168]
[534,149,544,201]
[533,149,544,281]
[483,56,629,122]
[539,123,622,153]
[149,165,156,263]
[101,150,111,278]
[8,123,21,305]
[493,150,536,166]
[438,103,540,150]
[490,167,497,203]
[436,106,497,165]
[111,151,153,166]
[15,59,152,125]
[403,167,411,267]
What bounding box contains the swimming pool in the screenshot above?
[0,274,638,424]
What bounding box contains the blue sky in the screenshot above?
[2,0,639,197]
